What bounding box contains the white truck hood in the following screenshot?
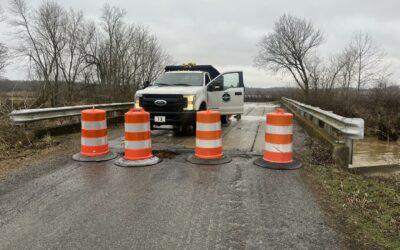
[136,86,203,95]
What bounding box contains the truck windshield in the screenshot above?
[153,73,203,86]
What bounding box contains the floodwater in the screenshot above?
[353,137,400,168]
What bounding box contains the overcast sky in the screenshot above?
[1,0,399,88]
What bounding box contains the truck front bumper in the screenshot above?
[149,111,196,127]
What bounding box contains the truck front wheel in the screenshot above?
[221,115,230,125]
[191,103,207,132]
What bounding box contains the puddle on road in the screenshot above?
[154,150,179,159]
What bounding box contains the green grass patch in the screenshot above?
[305,164,400,249]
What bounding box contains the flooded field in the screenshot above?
[353,137,400,167]
[352,137,400,177]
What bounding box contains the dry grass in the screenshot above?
[0,97,60,162]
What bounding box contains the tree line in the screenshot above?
[255,14,391,96]
[0,0,170,107]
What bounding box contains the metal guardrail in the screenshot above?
[10,102,135,124]
[281,97,364,164]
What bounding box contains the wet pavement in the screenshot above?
[0,103,341,249]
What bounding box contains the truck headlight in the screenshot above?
[135,93,142,109]
[184,95,195,110]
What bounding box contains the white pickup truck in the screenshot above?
[134,65,244,133]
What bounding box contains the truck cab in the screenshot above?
[135,65,244,133]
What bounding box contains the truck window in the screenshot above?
[154,72,203,86]
[205,74,210,84]
[223,73,240,89]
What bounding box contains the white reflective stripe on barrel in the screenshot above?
[125,123,150,132]
[125,140,151,149]
[196,139,222,148]
[81,136,108,146]
[264,143,292,153]
[81,120,107,130]
[196,122,221,131]
[265,125,293,135]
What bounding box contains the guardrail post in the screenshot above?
[345,138,354,164]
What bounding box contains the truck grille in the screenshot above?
[140,94,187,112]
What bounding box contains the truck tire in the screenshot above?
[192,102,207,133]
[221,115,229,125]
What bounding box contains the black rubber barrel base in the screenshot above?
[72,151,117,162]
[254,158,302,170]
[186,155,232,165]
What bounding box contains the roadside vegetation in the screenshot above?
[303,138,400,249]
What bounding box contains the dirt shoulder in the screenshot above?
[301,139,400,249]
[0,134,79,180]
[0,125,124,183]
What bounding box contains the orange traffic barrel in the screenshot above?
[254,107,301,170]
[115,108,161,167]
[124,108,153,160]
[187,110,231,165]
[195,110,223,159]
[72,108,116,162]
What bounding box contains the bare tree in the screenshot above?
[0,43,7,76]
[350,32,387,90]
[306,55,324,91]
[8,0,67,106]
[0,5,8,76]
[328,32,389,92]
[84,4,170,101]
[255,14,324,96]
[58,9,91,104]
[37,1,67,106]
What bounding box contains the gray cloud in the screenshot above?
[0,0,399,87]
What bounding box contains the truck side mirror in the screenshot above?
[207,78,223,92]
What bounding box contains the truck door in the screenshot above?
[207,71,244,114]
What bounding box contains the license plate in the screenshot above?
[154,116,166,123]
